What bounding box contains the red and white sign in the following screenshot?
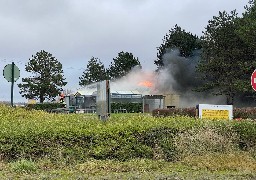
[251,70,256,91]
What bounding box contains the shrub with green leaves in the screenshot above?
[0,104,255,164]
[152,108,196,117]
[111,102,142,113]
[174,126,238,159]
[153,107,256,120]
[9,159,37,173]
[26,103,65,112]
[233,107,256,119]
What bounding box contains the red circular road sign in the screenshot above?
[251,70,256,91]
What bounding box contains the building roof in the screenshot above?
[71,81,151,96]
[76,89,97,96]
[75,89,142,96]
[111,90,141,95]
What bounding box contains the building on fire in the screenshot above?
[64,87,180,113]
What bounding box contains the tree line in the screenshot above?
[78,51,141,86]
[17,50,141,103]
[18,1,256,105]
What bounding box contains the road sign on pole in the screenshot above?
[251,70,256,92]
[3,62,20,107]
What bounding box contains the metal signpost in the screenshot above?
[3,62,20,107]
[96,80,110,120]
[251,70,256,91]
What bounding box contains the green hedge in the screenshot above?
[152,108,196,117]
[233,107,256,119]
[26,103,65,112]
[111,102,142,113]
[152,107,256,120]
[0,105,255,163]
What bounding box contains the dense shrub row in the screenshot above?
[233,107,256,119]
[26,103,65,112]
[111,102,142,113]
[152,107,256,120]
[152,108,196,117]
[0,105,255,163]
[27,102,143,113]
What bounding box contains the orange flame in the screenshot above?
[138,81,153,88]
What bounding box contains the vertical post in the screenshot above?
[11,62,14,107]
[142,96,145,113]
[106,80,110,116]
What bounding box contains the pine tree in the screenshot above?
[18,50,67,103]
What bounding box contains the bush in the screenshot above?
[10,159,37,173]
[0,105,255,164]
[152,108,196,117]
[153,107,256,120]
[111,102,142,113]
[233,107,256,119]
[174,126,238,159]
[232,121,256,150]
[26,103,65,112]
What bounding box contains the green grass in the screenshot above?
[9,159,37,173]
[0,156,255,179]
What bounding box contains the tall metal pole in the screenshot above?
[11,62,14,107]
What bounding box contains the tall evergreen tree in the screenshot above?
[236,0,256,101]
[237,0,256,51]
[18,50,67,103]
[107,51,141,80]
[196,9,256,105]
[154,24,202,68]
[79,57,107,86]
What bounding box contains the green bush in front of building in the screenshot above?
[26,103,65,112]
[111,102,142,113]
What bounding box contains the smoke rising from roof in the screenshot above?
[78,48,225,107]
[108,48,222,107]
[77,48,254,107]
[110,66,156,95]
[160,49,201,93]
[156,48,225,107]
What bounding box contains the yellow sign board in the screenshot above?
[202,109,229,120]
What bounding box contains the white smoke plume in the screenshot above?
[110,66,157,95]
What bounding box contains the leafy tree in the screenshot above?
[79,57,107,86]
[237,1,256,49]
[196,9,256,105]
[18,50,67,103]
[154,24,202,68]
[107,51,141,80]
[236,1,256,101]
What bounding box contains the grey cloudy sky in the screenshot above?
[0,0,247,102]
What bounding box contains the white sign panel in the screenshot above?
[198,104,233,120]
